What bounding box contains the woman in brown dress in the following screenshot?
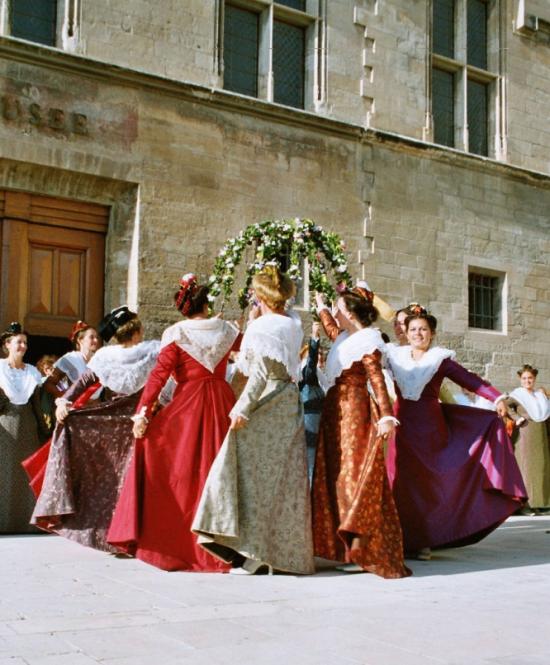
[0,323,48,533]
[312,287,410,578]
[31,308,160,551]
[506,364,550,513]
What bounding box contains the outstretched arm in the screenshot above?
[318,309,340,342]
[442,359,508,416]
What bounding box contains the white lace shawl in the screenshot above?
[386,344,456,401]
[509,387,550,423]
[87,340,161,395]
[237,310,303,381]
[161,318,239,372]
[55,351,88,384]
[0,359,42,405]
[324,326,386,390]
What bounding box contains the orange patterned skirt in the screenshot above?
[312,376,411,578]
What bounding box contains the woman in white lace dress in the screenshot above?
[31,307,160,552]
[193,267,315,575]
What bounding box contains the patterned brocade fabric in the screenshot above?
[312,310,410,579]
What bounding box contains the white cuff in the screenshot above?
[55,397,72,407]
[229,407,249,421]
[131,406,148,424]
[377,415,400,427]
[494,394,507,405]
[316,304,330,314]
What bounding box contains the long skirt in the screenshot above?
[31,393,139,551]
[312,382,410,579]
[0,402,42,533]
[514,419,550,508]
[193,381,315,575]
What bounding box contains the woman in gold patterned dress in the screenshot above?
[312,287,410,578]
[193,267,314,575]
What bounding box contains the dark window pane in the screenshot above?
[11,0,57,46]
[433,0,455,58]
[224,5,259,97]
[467,0,488,69]
[468,272,500,329]
[273,21,305,109]
[432,68,455,147]
[276,0,306,10]
[468,79,488,156]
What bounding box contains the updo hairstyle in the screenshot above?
[113,316,143,344]
[517,364,538,378]
[174,273,210,318]
[252,266,295,311]
[0,322,27,350]
[404,305,438,333]
[340,289,378,328]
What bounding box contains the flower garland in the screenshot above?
[208,218,352,310]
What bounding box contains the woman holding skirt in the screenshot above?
[312,287,410,579]
[108,275,241,572]
[30,307,159,552]
[193,267,315,575]
[385,306,527,559]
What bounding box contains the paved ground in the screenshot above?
[1,516,549,665]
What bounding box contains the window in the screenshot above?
[431,0,500,157]
[223,1,320,110]
[10,0,57,46]
[468,270,503,330]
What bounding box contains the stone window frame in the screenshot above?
[0,0,81,52]
[214,0,327,112]
[427,0,507,160]
[467,265,507,333]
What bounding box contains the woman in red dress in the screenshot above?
[312,286,410,579]
[385,307,527,559]
[107,274,241,572]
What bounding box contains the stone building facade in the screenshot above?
[0,0,548,389]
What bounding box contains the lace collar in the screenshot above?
[0,359,42,405]
[509,387,550,423]
[386,344,455,401]
[324,326,386,390]
[238,310,303,381]
[87,340,161,395]
[161,318,239,372]
[54,351,88,384]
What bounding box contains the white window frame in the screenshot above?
[429,0,505,159]
[217,0,326,111]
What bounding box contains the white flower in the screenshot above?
[337,265,348,273]
[181,273,195,281]
[207,294,216,302]
[225,260,234,268]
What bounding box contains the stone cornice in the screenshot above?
[1,36,550,188]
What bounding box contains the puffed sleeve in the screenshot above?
[135,342,179,420]
[362,349,394,421]
[319,309,340,342]
[442,359,503,403]
[229,354,269,420]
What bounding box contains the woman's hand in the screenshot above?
[55,402,72,424]
[314,292,326,311]
[377,419,395,440]
[132,416,148,439]
[496,400,509,419]
[230,414,248,431]
[311,321,321,340]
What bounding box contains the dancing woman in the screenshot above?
[506,365,550,513]
[193,267,315,575]
[385,307,527,559]
[108,275,241,571]
[31,308,159,551]
[0,323,48,533]
[312,287,410,579]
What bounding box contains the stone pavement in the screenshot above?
[1,516,549,665]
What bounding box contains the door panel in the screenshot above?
[0,191,108,339]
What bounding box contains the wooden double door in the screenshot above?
[0,190,109,363]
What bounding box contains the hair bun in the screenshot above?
[69,320,90,343]
[261,265,281,288]
[175,273,199,313]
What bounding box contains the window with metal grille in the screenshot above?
[276,0,306,10]
[468,272,501,330]
[273,20,305,109]
[433,0,455,59]
[10,0,57,46]
[467,79,488,156]
[467,0,488,70]
[433,69,455,148]
[223,5,259,97]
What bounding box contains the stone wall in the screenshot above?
[1,39,548,390]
